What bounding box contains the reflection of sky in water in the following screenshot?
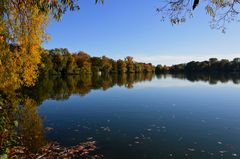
[38,76,240,159]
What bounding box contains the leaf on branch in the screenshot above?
[205,5,215,17]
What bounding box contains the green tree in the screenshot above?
[91,57,102,73]
[101,56,112,74]
[110,60,118,73]
[64,54,76,74]
[117,59,127,73]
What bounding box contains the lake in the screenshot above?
[18,73,240,158]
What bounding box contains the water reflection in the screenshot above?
[156,73,240,84]
[1,73,154,157]
[1,73,240,158]
[22,73,154,103]
[23,73,240,104]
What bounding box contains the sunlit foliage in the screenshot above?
[40,49,155,75]
[0,0,49,90]
[0,0,104,91]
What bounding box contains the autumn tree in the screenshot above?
[0,1,49,90]
[135,63,144,73]
[110,59,118,73]
[143,63,154,73]
[125,56,135,73]
[117,59,127,73]
[101,56,112,74]
[0,0,104,90]
[73,51,92,74]
[91,57,102,73]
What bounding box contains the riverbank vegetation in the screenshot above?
[1,0,240,158]
[40,48,154,76]
[155,58,240,74]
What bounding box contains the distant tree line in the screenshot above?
[40,49,240,76]
[155,58,240,74]
[40,48,154,75]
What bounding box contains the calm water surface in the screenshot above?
[32,74,240,159]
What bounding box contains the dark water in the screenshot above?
[24,74,240,158]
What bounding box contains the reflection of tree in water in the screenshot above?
[23,72,240,106]
[3,72,240,157]
[0,92,45,156]
[17,98,45,152]
[22,73,154,104]
[0,92,19,156]
[156,73,240,85]
[1,73,154,158]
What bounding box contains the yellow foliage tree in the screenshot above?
[0,0,49,91]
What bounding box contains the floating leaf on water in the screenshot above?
[100,126,111,132]
[232,153,238,157]
[45,127,54,132]
[87,137,93,140]
[188,148,195,152]
[178,137,183,142]
[219,150,227,154]
[9,141,102,159]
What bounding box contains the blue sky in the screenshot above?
[44,0,240,65]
